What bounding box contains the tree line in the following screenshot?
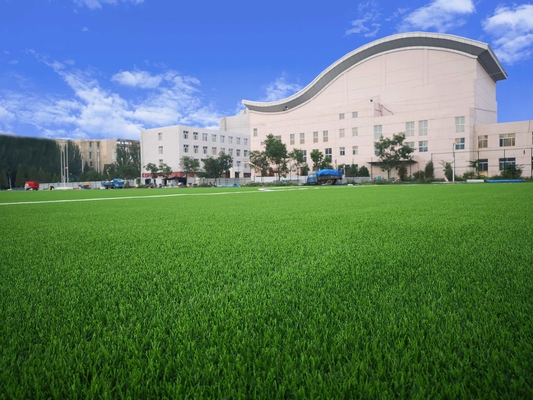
[0,135,141,189]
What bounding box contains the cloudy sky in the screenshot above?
[1,0,532,140]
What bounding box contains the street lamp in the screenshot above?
[452,142,456,183]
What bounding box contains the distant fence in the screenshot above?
[38,180,137,190]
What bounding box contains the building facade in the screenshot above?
[140,125,251,184]
[223,32,532,179]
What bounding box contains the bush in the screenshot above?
[424,161,435,180]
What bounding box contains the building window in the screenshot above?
[352,111,358,118]
[212,134,217,142]
[96,142,100,148]
[89,142,93,148]
[212,147,217,155]
[202,133,208,141]
[158,132,162,141]
[193,145,199,154]
[323,130,328,142]
[274,135,281,140]
[183,130,189,139]
[302,150,307,162]
[352,127,358,137]
[419,120,428,136]
[325,148,332,160]
[455,116,465,133]
[229,136,233,144]
[290,134,295,145]
[405,141,415,150]
[203,146,208,154]
[158,146,163,154]
[244,138,248,145]
[499,157,516,170]
[455,138,465,150]
[253,128,257,137]
[479,159,488,171]
[374,125,382,140]
[406,121,414,137]
[499,133,515,147]
[89,161,93,167]
[339,128,345,138]
[478,135,488,148]
[229,148,233,155]
[220,148,225,154]
[193,132,198,140]
[236,149,241,157]
[220,135,225,143]
[236,137,241,145]
[159,159,163,164]
[183,144,189,153]
[419,141,428,152]
[244,150,248,157]
[300,132,305,144]
[374,146,380,156]
[339,113,345,120]
[352,146,358,155]
[340,147,345,156]
[313,131,318,143]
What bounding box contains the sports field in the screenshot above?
[1,184,532,398]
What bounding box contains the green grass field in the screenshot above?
[1,184,532,398]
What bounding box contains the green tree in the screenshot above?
[397,164,408,181]
[103,163,118,180]
[424,160,435,180]
[264,134,288,181]
[202,157,222,185]
[0,169,9,189]
[15,164,26,187]
[347,164,359,177]
[441,161,453,181]
[218,153,233,179]
[310,150,324,171]
[159,163,173,184]
[248,150,270,182]
[374,132,414,179]
[358,166,370,177]
[502,163,522,179]
[179,156,201,186]
[116,141,141,179]
[145,163,160,185]
[288,149,306,180]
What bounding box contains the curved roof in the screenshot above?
[242,32,507,113]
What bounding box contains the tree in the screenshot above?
[218,153,233,180]
[397,164,408,181]
[179,156,201,186]
[202,157,221,184]
[103,163,118,180]
[15,164,26,187]
[288,149,306,180]
[310,150,324,171]
[248,150,270,183]
[0,169,9,189]
[441,161,453,181]
[159,163,173,183]
[264,134,288,180]
[145,163,160,185]
[347,164,359,177]
[358,166,370,177]
[502,163,522,179]
[374,132,414,179]
[115,141,141,179]
[424,161,435,180]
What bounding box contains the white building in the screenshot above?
[223,32,532,179]
[140,125,251,185]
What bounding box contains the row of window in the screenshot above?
[157,131,248,145]
[478,133,516,148]
[158,145,247,157]
[256,116,468,143]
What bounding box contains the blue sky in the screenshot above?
[1,0,532,140]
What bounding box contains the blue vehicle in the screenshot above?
[307,169,343,185]
[101,178,125,189]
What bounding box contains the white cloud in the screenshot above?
[346,1,382,37]
[112,70,163,89]
[8,60,18,65]
[73,0,144,10]
[483,4,533,65]
[261,74,302,102]
[0,55,222,140]
[398,0,475,32]
[82,27,89,32]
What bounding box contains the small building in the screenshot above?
[140,125,251,185]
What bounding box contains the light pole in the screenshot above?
[452,142,456,183]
